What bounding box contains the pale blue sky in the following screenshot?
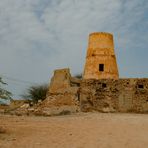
[0,0,148,98]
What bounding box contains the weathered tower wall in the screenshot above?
[83,32,119,79]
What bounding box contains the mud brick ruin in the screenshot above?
[46,32,148,113]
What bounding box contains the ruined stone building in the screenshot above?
[44,32,148,114]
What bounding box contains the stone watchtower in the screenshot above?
[83,32,119,79]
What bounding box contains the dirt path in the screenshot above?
[0,113,148,148]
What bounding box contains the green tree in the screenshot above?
[0,77,12,100]
[22,84,48,103]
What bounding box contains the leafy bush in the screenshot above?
[0,77,12,100]
[22,84,48,103]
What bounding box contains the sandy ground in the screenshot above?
[0,113,148,148]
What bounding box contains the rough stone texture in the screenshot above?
[118,79,148,113]
[0,100,33,116]
[36,68,81,115]
[43,68,148,114]
[80,79,118,112]
[0,104,9,114]
[48,69,72,94]
[9,100,31,110]
[80,79,148,113]
[83,32,119,79]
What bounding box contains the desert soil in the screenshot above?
[0,113,148,148]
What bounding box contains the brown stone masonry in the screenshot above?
[80,79,148,113]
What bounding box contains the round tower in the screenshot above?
[83,32,119,79]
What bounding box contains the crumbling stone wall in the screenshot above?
[80,79,148,113]
[36,68,81,115]
[41,68,148,114]
[118,79,148,113]
[80,79,119,112]
[10,100,31,109]
[47,68,80,102]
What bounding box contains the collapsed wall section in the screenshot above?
[36,68,81,115]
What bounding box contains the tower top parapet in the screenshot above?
[89,32,113,37]
[88,32,114,51]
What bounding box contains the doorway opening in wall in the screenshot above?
[99,64,104,72]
